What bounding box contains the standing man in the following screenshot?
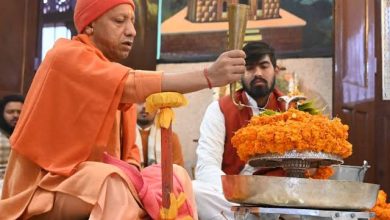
[0,0,246,219]
[136,103,184,167]
[193,42,285,220]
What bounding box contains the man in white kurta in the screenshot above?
[193,95,265,220]
[193,41,285,220]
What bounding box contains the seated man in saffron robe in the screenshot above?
[193,42,286,220]
[0,0,246,219]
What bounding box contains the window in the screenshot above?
[42,0,75,14]
[38,0,76,62]
[41,23,72,59]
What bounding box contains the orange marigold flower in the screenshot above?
[371,190,390,220]
[231,109,353,161]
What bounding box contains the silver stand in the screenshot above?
[232,206,374,220]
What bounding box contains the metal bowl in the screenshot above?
[221,175,379,210]
[330,161,370,182]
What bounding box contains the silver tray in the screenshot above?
[248,150,343,168]
[221,175,379,210]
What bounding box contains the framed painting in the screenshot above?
[158,0,333,62]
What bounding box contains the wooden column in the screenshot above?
[334,0,390,193]
[0,0,39,97]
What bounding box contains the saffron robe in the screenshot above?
[0,34,163,219]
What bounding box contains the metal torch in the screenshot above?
[228,3,249,108]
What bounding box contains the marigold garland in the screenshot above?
[371,190,390,220]
[231,108,352,161]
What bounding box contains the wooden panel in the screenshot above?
[0,0,39,97]
[335,0,390,191]
[340,108,353,124]
[23,1,40,95]
[341,107,376,182]
[341,0,366,87]
[0,2,25,95]
[352,111,376,182]
[334,0,377,184]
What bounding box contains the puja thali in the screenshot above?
[248,150,344,177]
[248,150,343,168]
[221,175,380,210]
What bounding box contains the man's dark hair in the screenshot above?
[0,94,24,135]
[243,41,277,68]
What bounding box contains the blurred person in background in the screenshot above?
[136,102,184,167]
[0,94,24,197]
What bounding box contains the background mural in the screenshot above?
[159,0,333,62]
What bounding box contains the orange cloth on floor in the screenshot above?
[0,34,162,219]
[139,128,184,167]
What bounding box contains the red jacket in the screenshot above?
[218,89,284,174]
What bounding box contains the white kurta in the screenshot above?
[193,93,261,220]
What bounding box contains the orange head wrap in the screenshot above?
[74,0,135,33]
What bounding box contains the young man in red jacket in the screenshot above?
[194,41,285,220]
